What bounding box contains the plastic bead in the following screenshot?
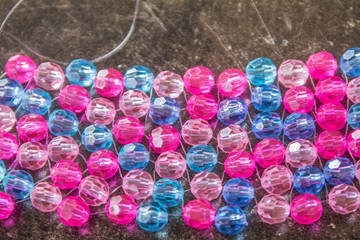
[136,202,168,232]
[183,199,215,229]
[217,69,247,97]
[323,157,355,185]
[59,85,90,113]
[0,130,18,159]
[153,71,184,98]
[186,144,217,172]
[50,160,82,189]
[105,195,138,224]
[315,76,346,103]
[3,170,34,199]
[0,104,16,132]
[0,78,24,106]
[293,166,325,194]
[0,192,14,220]
[347,129,360,157]
[315,130,346,159]
[122,169,154,200]
[79,175,109,206]
[257,194,290,225]
[181,119,213,146]
[356,161,360,182]
[261,165,293,194]
[149,125,180,153]
[118,143,149,171]
[348,102,360,129]
[316,103,347,131]
[252,112,283,139]
[278,59,309,88]
[328,184,360,215]
[183,66,214,94]
[124,65,154,93]
[21,88,51,115]
[152,178,184,207]
[190,172,222,201]
[217,97,248,125]
[119,89,150,118]
[347,77,360,103]
[251,84,282,111]
[340,47,360,78]
[306,51,337,79]
[222,178,254,206]
[88,150,119,179]
[283,113,315,140]
[246,57,277,86]
[290,194,323,225]
[254,139,285,168]
[30,182,62,212]
[17,142,48,170]
[217,125,248,153]
[224,152,255,178]
[17,114,47,142]
[113,116,144,144]
[57,196,90,227]
[65,59,97,87]
[81,124,112,152]
[149,97,180,125]
[186,94,218,120]
[155,151,186,179]
[215,206,247,235]
[5,54,36,83]
[0,159,5,181]
[48,109,79,136]
[34,62,65,91]
[283,86,314,113]
[48,136,79,162]
[85,98,116,125]
[285,139,317,168]
[94,68,124,97]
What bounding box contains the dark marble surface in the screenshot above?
[0,0,360,239]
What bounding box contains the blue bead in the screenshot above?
[149,97,180,125]
[65,59,97,87]
[118,143,149,171]
[21,88,51,115]
[152,178,184,208]
[283,113,315,140]
[215,206,247,235]
[246,57,277,86]
[222,178,254,206]
[81,124,112,152]
[3,170,34,199]
[0,78,24,106]
[136,201,168,232]
[324,157,355,185]
[341,47,360,78]
[348,103,360,129]
[48,109,79,136]
[0,159,6,181]
[252,112,283,139]
[186,144,217,172]
[124,65,154,93]
[293,166,325,194]
[217,97,248,125]
[251,84,281,111]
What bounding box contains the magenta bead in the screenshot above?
[47,136,79,162]
[347,77,360,103]
[122,169,154,200]
[285,139,317,168]
[0,192,14,220]
[328,184,359,215]
[57,196,90,227]
[257,194,290,225]
[5,54,36,84]
[283,86,314,113]
[34,62,65,91]
[315,130,346,159]
[149,125,180,153]
[155,151,186,179]
[316,103,347,131]
[306,51,337,79]
[17,113,47,142]
[50,160,82,189]
[315,76,346,103]
[0,104,16,132]
[0,130,18,159]
[94,68,124,97]
[261,165,293,195]
[217,69,247,97]
[30,182,62,212]
[183,66,214,95]
[190,172,222,201]
[181,119,213,146]
[187,94,218,120]
[217,125,248,153]
[347,129,360,157]
[85,98,116,125]
[79,175,109,206]
[17,142,48,170]
[59,85,90,113]
[153,71,184,98]
[87,150,119,179]
[224,152,255,178]
[119,89,150,118]
[113,116,144,145]
[183,199,215,229]
[254,139,285,168]
[278,59,309,88]
[106,195,138,224]
[290,194,323,225]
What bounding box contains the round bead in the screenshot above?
[278,59,309,88]
[119,89,150,118]
[30,182,62,212]
[215,206,247,235]
[223,178,254,206]
[113,116,144,144]
[316,103,347,131]
[65,59,97,87]
[17,142,48,170]
[257,194,290,225]
[261,165,293,194]
[5,54,36,83]
[0,192,14,220]
[118,143,149,171]
[94,68,124,97]
[183,66,214,94]
[0,130,18,159]
[285,139,317,168]
[340,47,360,78]
[315,76,346,103]
[87,150,119,179]
[217,125,248,153]
[149,97,180,125]
[187,94,218,120]
[190,172,222,201]
[0,104,16,132]
[3,170,34,199]
[328,184,360,215]
[246,57,277,86]
[48,109,79,136]
[283,113,315,140]
[186,144,217,172]
[324,157,355,185]
[306,51,337,79]
[0,159,6,181]
[153,71,184,98]
[34,62,65,91]
[85,98,116,125]
[283,86,314,113]
[17,114,47,142]
[183,199,215,229]
[224,152,255,178]
[57,196,90,227]
[293,166,325,194]
[149,125,180,153]
[122,169,154,200]
[356,161,360,182]
[59,85,90,113]
[48,136,79,162]
[315,130,346,159]
[136,202,168,232]
[252,112,283,139]
[251,84,282,111]
[152,178,184,207]
[254,139,285,168]
[81,124,112,152]
[0,78,24,106]
[50,160,82,189]
[217,69,247,97]
[347,129,360,157]
[181,119,212,146]
[21,88,51,115]
[347,77,360,103]
[290,194,323,225]
[105,195,138,224]
[217,97,248,125]
[155,151,186,179]
[79,175,109,206]
[348,102,360,129]
[124,65,154,93]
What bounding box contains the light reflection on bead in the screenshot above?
[283,86,314,113]
[348,102,360,130]
[306,51,337,79]
[79,175,109,206]
[0,78,24,106]
[48,136,79,162]
[285,139,317,168]
[113,116,144,145]
[21,88,51,115]
[57,196,90,227]
[155,151,186,179]
[257,194,290,225]
[251,84,281,112]
[59,85,90,113]
[34,62,65,91]
[261,165,293,195]
[17,114,48,142]
[94,68,124,97]
[316,103,347,131]
[85,98,116,125]
[222,178,254,206]
[215,206,247,235]
[186,144,217,173]
[183,199,215,229]
[30,182,62,212]
[183,66,214,95]
[88,149,119,179]
[5,54,36,84]
[190,172,222,201]
[3,170,34,199]
[340,47,360,78]
[328,184,360,215]
[283,113,315,140]
[124,65,154,93]
[217,97,248,125]
[217,69,247,97]
[81,124,113,152]
[347,77,360,103]
[136,201,168,232]
[278,59,309,88]
[293,166,325,194]
[65,59,97,87]
[119,89,150,118]
[149,97,180,125]
[50,160,82,189]
[181,119,213,146]
[254,139,285,168]
[0,104,16,132]
[187,94,218,120]
[224,152,255,179]
[149,125,180,153]
[315,76,346,103]
[153,71,184,98]
[246,57,277,86]
[122,169,154,200]
[324,157,355,185]
[217,125,249,153]
[252,112,283,139]
[118,143,149,171]
[152,178,184,208]
[105,195,138,224]
[48,109,79,137]
[17,142,48,170]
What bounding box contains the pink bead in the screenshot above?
[17,113,47,142]
[122,169,154,200]
[87,150,119,179]
[254,139,285,168]
[190,172,222,201]
[17,142,48,170]
[34,62,65,91]
[261,165,293,194]
[0,104,16,132]
[94,68,124,97]
[278,59,309,88]
[105,195,138,224]
[283,86,314,113]
[347,129,360,157]
[183,199,215,229]
[155,151,186,179]
[0,130,18,159]
[59,85,90,113]
[113,116,144,144]
[85,98,116,125]
[290,194,323,225]
[181,119,213,146]
[30,182,62,212]
[315,130,346,159]
[119,89,150,118]
[315,76,346,103]
[285,139,317,168]
[183,66,214,95]
[217,125,248,153]
[217,69,247,97]
[153,71,184,98]
[149,125,180,153]
[306,51,337,79]
[355,160,360,183]
[187,94,218,120]
[316,103,347,131]
[57,196,90,227]
[0,192,14,220]
[47,136,79,162]
[224,151,255,178]
[257,194,290,225]
[5,54,36,83]
[50,160,82,189]
[79,175,109,206]
[328,184,359,215]
[347,77,360,103]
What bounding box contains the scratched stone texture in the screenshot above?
[0,0,360,240]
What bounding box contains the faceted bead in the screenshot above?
[285,139,317,168]
[246,57,277,86]
[124,66,154,93]
[57,196,90,227]
[17,142,48,170]
[113,116,144,144]
[223,178,254,206]
[153,71,184,98]
[315,76,346,103]
[65,59,97,87]
[85,98,116,125]
[283,86,314,113]
[94,68,123,97]
[152,178,184,207]
[324,157,355,185]
[347,129,360,157]
[79,175,109,206]
[306,51,337,79]
[81,124,112,152]
[149,125,180,153]
[155,151,186,179]
[183,66,214,94]
[187,94,218,120]
[0,78,24,106]
[290,194,323,224]
[119,89,150,118]
[252,112,283,139]
[181,119,212,146]
[0,131,18,159]
[5,54,36,83]
[217,97,248,125]
[315,130,346,159]
[254,139,285,168]
[278,59,309,88]
[261,165,293,195]
[217,69,247,97]
[87,150,119,179]
[257,194,290,225]
[34,62,65,91]
[17,114,47,142]
[0,159,5,181]
[183,199,215,229]
[48,109,79,136]
[316,103,347,131]
[0,104,16,132]
[30,182,62,212]
[48,136,79,162]
[149,97,180,125]
[217,125,248,153]
[283,113,315,140]
[215,206,247,235]
[50,160,82,189]
[190,172,222,201]
[118,143,149,171]
[59,85,90,113]
[3,170,34,199]
[347,77,360,103]
[21,88,51,115]
[0,192,14,220]
[186,144,217,172]
[137,202,168,232]
[122,169,154,200]
[340,47,360,78]
[224,152,255,178]
[293,166,325,194]
[348,102,360,129]
[328,184,360,215]
[251,84,282,111]
[105,195,138,224]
